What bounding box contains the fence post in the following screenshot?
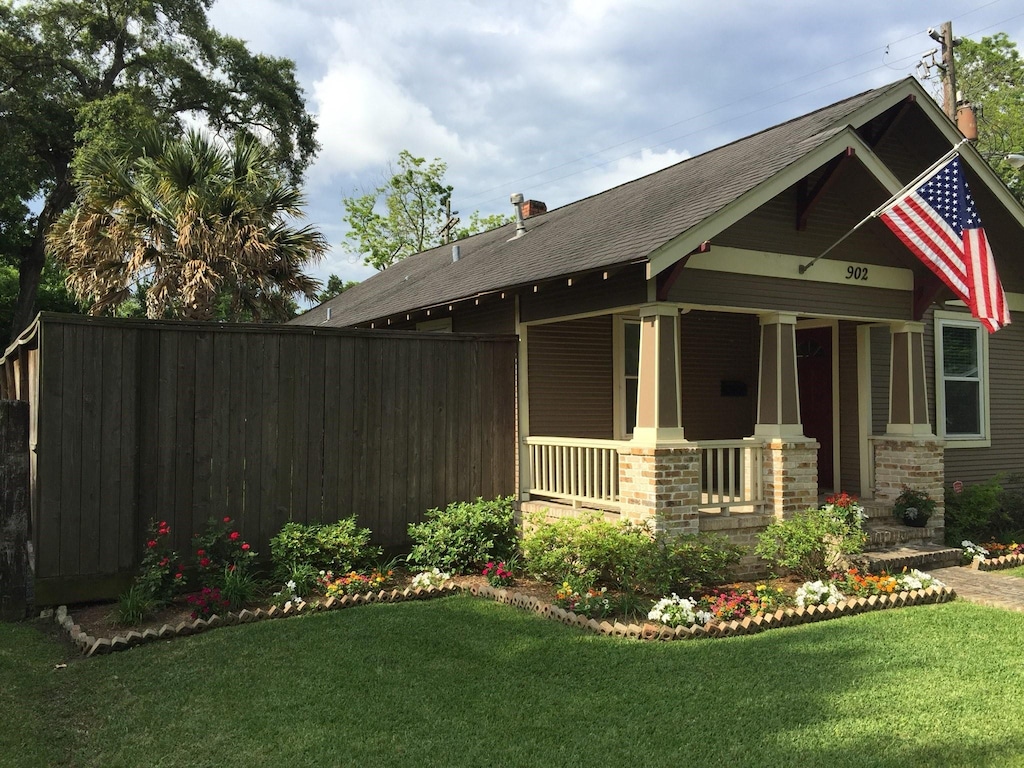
[0,400,30,621]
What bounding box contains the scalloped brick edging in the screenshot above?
[973,553,1024,571]
[465,583,958,641]
[53,584,464,657]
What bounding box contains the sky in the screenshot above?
[207,0,1024,297]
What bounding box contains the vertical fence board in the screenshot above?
[96,326,123,575]
[321,337,343,519]
[289,333,311,521]
[209,331,232,518]
[226,331,248,524]
[173,333,197,539]
[36,325,63,580]
[58,324,83,578]
[192,330,215,527]
[118,330,139,571]
[304,335,327,519]
[258,335,280,550]
[155,331,180,550]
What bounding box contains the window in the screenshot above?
[614,317,641,438]
[935,313,989,447]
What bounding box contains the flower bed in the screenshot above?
[961,540,1024,571]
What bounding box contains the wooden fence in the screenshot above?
[1,314,517,604]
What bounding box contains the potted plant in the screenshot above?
[893,487,936,528]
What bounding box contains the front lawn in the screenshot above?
[4,596,1024,768]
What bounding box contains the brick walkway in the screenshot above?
[931,566,1024,613]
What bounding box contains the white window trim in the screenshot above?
[934,310,990,448]
[613,315,640,440]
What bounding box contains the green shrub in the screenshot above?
[756,507,865,580]
[269,517,381,576]
[521,513,741,594]
[407,497,517,574]
[219,565,262,609]
[113,584,157,626]
[944,478,1003,545]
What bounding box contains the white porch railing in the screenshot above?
[697,439,764,515]
[523,436,766,515]
[525,437,622,509]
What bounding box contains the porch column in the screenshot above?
[620,303,699,537]
[755,312,817,518]
[873,321,945,541]
[885,321,931,436]
[632,304,684,444]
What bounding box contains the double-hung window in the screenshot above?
[935,312,989,447]
[614,317,641,438]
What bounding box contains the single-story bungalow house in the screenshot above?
[295,77,1024,563]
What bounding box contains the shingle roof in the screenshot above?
[297,79,911,328]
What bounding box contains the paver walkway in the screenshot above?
[932,566,1024,613]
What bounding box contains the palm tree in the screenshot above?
[49,130,327,321]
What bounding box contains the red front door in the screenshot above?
[796,326,834,491]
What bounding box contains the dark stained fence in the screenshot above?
[1,314,517,604]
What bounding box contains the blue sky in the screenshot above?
[208,0,1024,295]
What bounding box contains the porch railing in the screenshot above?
[525,437,622,509]
[697,439,764,515]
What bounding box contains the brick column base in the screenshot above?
[872,436,945,541]
[618,445,701,537]
[762,438,819,520]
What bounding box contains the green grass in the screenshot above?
[1001,565,1024,578]
[4,596,1024,767]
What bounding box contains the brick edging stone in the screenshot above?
[53,584,464,657]
[973,553,1024,571]
[467,583,958,641]
[53,580,960,656]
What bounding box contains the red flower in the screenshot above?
[199,557,211,567]
[175,572,183,579]
[147,540,157,548]
[159,557,169,567]
[228,564,236,572]
[241,542,250,551]
[223,517,232,524]
[196,549,206,556]
[229,531,240,541]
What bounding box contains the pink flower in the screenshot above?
[175,572,183,580]
[241,542,250,551]
[223,517,232,523]
[229,531,240,541]
[147,540,157,548]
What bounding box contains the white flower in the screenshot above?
[285,580,297,592]
[412,568,451,589]
[895,568,944,591]
[648,594,708,627]
[795,580,845,607]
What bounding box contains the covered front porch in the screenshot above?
[517,301,945,552]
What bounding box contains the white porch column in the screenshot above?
[631,303,685,445]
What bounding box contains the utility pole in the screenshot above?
[929,21,959,120]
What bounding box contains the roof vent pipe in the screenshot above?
[451,244,461,263]
[510,192,526,239]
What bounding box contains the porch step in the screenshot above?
[861,542,963,574]
[861,501,896,520]
[863,517,940,548]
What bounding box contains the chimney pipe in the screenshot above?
[451,244,460,263]
[509,192,526,239]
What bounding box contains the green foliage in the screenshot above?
[521,513,741,594]
[269,518,382,576]
[955,33,1024,204]
[316,274,359,303]
[406,497,517,574]
[0,0,319,337]
[454,211,514,240]
[134,519,187,605]
[113,584,157,626]
[756,507,865,581]
[219,566,262,610]
[945,477,1008,544]
[191,516,256,588]
[50,130,327,320]
[893,487,937,527]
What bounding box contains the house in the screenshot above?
[295,77,1024,570]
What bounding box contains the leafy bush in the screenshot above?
[113,584,157,626]
[269,517,381,576]
[407,497,517,574]
[192,516,256,588]
[219,565,262,609]
[521,513,740,594]
[756,507,865,580]
[945,478,1002,545]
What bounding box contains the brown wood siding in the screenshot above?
[10,315,516,603]
[519,265,647,323]
[929,308,1024,486]
[452,296,516,334]
[870,325,891,435]
[838,321,860,493]
[680,311,758,439]
[527,316,613,438]
[667,270,913,321]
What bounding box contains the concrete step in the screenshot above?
[861,542,963,574]
[863,517,939,548]
[860,500,896,520]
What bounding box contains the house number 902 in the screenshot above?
[845,266,869,281]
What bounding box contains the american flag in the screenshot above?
[880,156,1010,332]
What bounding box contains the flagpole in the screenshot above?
[797,138,970,274]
